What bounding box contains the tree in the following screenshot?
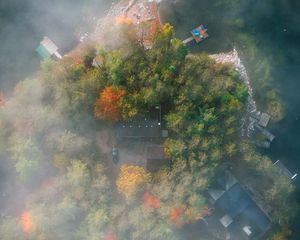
[271,226,292,240]
[116,165,151,202]
[20,211,36,234]
[143,192,160,209]
[94,86,126,122]
[0,217,23,240]
[9,137,43,185]
[0,91,5,106]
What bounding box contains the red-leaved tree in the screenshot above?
[104,232,117,240]
[169,205,187,226]
[143,192,160,209]
[94,86,126,122]
[20,211,35,234]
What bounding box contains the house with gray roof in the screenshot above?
[208,171,271,240]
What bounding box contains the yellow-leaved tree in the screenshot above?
[116,165,151,202]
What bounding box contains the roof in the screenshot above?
[216,171,237,190]
[146,146,168,160]
[207,189,225,201]
[117,119,161,138]
[41,36,59,54]
[220,214,233,228]
[208,171,271,239]
[92,55,103,68]
[36,45,51,59]
[146,145,171,172]
[191,25,209,43]
[216,184,253,219]
[258,113,270,127]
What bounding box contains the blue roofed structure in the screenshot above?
[208,171,271,239]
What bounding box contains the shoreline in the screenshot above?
[81,1,257,138]
[210,49,257,137]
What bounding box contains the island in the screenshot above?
[0,0,297,240]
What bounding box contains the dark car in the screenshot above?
[112,147,119,164]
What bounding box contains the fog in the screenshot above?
[0,0,113,236]
[0,0,112,92]
[1,0,300,239]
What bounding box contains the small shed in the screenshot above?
[258,113,270,127]
[36,44,52,59]
[220,214,233,228]
[92,55,103,68]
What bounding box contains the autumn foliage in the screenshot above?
[116,16,133,25]
[104,232,117,240]
[186,205,211,222]
[116,165,151,201]
[170,205,211,226]
[169,205,187,226]
[20,211,35,234]
[0,91,5,106]
[143,192,160,209]
[94,86,126,122]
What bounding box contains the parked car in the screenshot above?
[112,147,119,164]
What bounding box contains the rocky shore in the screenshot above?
[210,49,257,136]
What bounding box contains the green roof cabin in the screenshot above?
[36,36,62,60]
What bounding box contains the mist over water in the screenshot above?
[1,0,300,238]
[0,0,112,92]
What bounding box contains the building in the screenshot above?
[251,112,270,128]
[36,37,62,60]
[146,145,171,171]
[208,171,271,240]
[116,117,163,139]
[92,55,104,68]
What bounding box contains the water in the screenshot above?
[160,0,300,238]
[0,0,112,92]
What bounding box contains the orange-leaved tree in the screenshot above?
[116,165,151,202]
[94,86,126,122]
[143,192,160,209]
[20,210,36,234]
[104,232,117,240]
[169,205,187,226]
[0,91,5,106]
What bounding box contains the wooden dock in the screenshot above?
[254,123,275,142]
[251,112,270,127]
[274,160,297,180]
[183,36,194,44]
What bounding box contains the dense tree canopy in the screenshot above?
[0,21,296,240]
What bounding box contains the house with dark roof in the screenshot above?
[146,145,171,172]
[208,171,271,240]
[116,118,162,139]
